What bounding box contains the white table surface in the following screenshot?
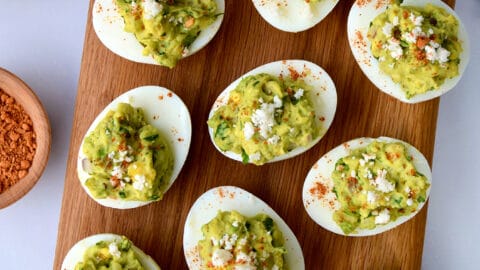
[0,1,478,269]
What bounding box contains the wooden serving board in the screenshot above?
[54,0,454,269]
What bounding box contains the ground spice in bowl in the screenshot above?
[0,89,36,194]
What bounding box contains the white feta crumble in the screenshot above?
[367,191,377,204]
[402,26,424,44]
[362,153,376,162]
[428,28,434,35]
[212,249,233,267]
[407,198,414,206]
[409,13,424,26]
[132,174,147,191]
[238,238,247,246]
[111,166,123,179]
[142,0,163,20]
[251,102,276,139]
[373,169,395,193]
[375,209,391,224]
[425,43,450,64]
[273,95,283,108]
[272,266,279,270]
[249,152,261,162]
[351,170,356,178]
[211,237,219,246]
[404,186,411,194]
[267,135,280,145]
[294,88,304,100]
[232,220,239,227]
[366,169,373,180]
[378,56,386,62]
[382,22,394,37]
[359,159,366,167]
[392,16,399,26]
[243,122,255,140]
[108,242,121,258]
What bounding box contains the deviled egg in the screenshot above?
[77,86,191,209]
[347,0,470,103]
[252,0,339,32]
[61,233,160,270]
[183,186,305,269]
[207,60,337,165]
[302,137,432,236]
[92,0,225,68]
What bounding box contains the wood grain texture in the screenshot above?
[54,0,455,269]
[0,68,51,209]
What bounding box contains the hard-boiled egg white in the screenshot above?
[77,86,192,209]
[347,0,470,103]
[302,137,432,236]
[208,59,337,165]
[183,186,305,269]
[252,0,339,32]
[61,233,160,270]
[92,0,225,65]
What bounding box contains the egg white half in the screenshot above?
[183,186,305,269]
[77,86,192,209]
[92,0,225,65]
[61,233,160,270]
[302,136,432,236]
[347,0,470,103]
[208,59,337,165]
[252,0,339,32]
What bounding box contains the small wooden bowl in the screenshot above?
[0,67,51,209]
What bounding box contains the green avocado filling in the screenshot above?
[74,237,144,270]
[115,0,218,68]
[207,73,320,165]
[82,103,173,202]
[367,4,462,98]
[331,141,429,234]
[198,211,286,269]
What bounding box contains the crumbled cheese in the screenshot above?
[111,166,123,179]
[232,220,239,227]
[428,28,434,35]
[108,242,121,258]
[212,249,233,267]
[238,238,247,246]
[373,169,395,193]
[211,237,219,246]
[359,159,366,167]
[407,198,414,206]
[403,26,424,44]
[267,135,280,145]
[142,0,163,19]
[235,252,252,264]
[132,174,147,191]
[379,56,386,62]
[366,169,373,180]
[375,209,391,224]
[409,13,424,26]
[350,170,356,178]
[249,152,261,162]
[362,153,376,162]
[425,43,450,64]
[404,186,411,194]
[251,102,276,139]
[243,122,255,140]
[294,88,304,100]
[382,22,393,37]
[367,191,377,204]
[392,16,399,26]
[341,173,346,178]
[272,265,279,270]
[273,95,283,108]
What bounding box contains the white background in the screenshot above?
[0,1,478,269]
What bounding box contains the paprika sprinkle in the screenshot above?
[0,89,36,193]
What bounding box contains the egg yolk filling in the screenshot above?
[367,4,462,98]
[82,103,173,202]
[331,141,429,234]
[74,237,144,270]
[198,211,286,269]
[207,73,320,165]
[115,0,219,68]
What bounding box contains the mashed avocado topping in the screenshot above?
[331,141,429,234]
[115,0,218,68]
[198,211,286,269]
[208,73,319,165]
[367,4,462,98]
[74,237,144,270]
[82,103,173,202]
